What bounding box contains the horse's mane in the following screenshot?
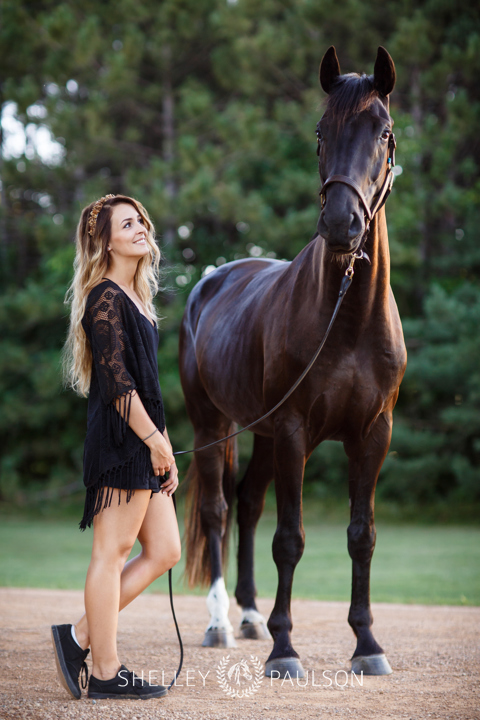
[326,73,379,123]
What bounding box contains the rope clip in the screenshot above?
[345,254,357,278]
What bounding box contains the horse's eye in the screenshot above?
[316,125,323,141]
[381,128,391,141]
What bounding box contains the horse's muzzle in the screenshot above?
[317,210,365,255]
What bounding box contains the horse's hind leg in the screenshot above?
[235,434,274,640]
[181,327,238,648]
[183,395,238,647]
[194,432,238,649]
[344,411,394,675]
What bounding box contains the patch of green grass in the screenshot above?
[0,512,478,605]
[248,516,480,605]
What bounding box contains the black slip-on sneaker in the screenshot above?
[88,664,168,700]
[51,624,89,700]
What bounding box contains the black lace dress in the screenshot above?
[79,279,166,530]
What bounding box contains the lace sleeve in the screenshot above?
[86,287,137,446]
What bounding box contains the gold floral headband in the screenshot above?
[88,194,115,236]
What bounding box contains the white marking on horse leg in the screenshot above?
[206,577,233,632]
[240,608,268,626]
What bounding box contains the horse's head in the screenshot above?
[316,46,396,256]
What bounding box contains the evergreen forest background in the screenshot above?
[1,0,479,521]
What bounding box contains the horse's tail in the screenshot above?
[184,426,238,588]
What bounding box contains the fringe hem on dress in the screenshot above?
[80,395,165,530]
[79,441,154,530]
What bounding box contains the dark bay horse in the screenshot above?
[179,46,407,678]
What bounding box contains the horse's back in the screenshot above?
[184,257,289,332]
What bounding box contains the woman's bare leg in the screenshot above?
[75,490,181,661]
[84,489,152,680]
[119,488,181,606]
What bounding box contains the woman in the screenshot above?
[51,194,181,700]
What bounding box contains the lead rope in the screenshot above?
[167,252,360,690]
[167,492,183,691]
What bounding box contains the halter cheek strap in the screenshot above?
[319,133,397,230]
[321,174,374,222]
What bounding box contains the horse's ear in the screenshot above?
[373,46,396,96]
[320,46,341,94]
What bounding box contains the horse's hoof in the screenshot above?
[351,653,392,675]
[265,657,305,679]
[202,629,237,648]
[239,620,272,640]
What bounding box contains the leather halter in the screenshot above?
[319,133,397,230]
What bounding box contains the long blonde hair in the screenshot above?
[63,194,161,397]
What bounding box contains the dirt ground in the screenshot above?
[0,588,478,720]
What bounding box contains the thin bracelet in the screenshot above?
[142,427,158,442]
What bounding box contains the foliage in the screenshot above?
[0,0,479,513]
[382,282,480,504]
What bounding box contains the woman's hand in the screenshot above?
[145,430,175,478]
[158,425,178,496]
[160,461,179,497]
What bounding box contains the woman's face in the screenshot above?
[107,202,150,261]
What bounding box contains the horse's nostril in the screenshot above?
[348,212,363,239]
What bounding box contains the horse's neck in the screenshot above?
[346,211,391,312]
[304,210,391,326]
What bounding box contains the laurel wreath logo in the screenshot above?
[216,654,264,698]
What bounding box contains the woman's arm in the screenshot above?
[115,392,177,494]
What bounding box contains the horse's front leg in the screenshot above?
[265,421,306,679]
[235,434,274,640]
[344,410,394,675]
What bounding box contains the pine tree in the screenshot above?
[0,0,478,513]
